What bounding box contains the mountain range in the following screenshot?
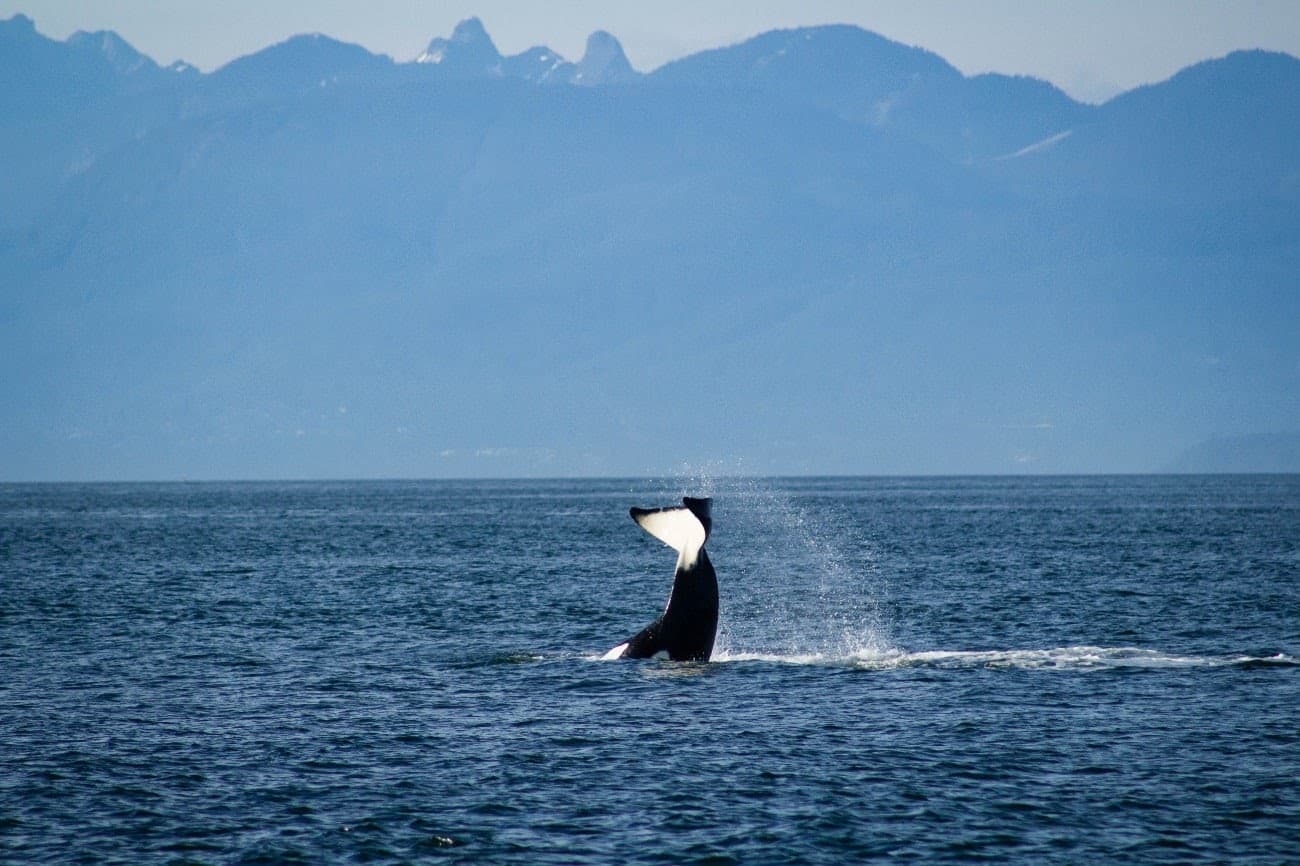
[2,13,1297,479]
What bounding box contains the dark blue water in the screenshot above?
[2,476,1297,864]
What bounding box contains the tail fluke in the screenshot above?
[630,497,711,568]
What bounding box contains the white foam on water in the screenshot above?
[580,647,1296,669]
[709,645,1298,670]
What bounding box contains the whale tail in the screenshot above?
[629,497,711,569]
[606,497,718,661]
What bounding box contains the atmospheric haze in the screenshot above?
[1,11,1297,479]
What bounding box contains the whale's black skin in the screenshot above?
[611,497,718,662]
[619,548,718,661]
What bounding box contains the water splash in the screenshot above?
[653,467,892,659]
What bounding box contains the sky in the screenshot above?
[4,0,1299,103]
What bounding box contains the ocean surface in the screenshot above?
[2,475,1297,864]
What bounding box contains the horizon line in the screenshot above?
[3,471,1297,486]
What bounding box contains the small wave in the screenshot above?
[710,646,1298,671]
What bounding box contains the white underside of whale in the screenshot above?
[632,505,705,570]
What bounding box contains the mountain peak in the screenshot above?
[66,28,158,76]
[212,32,389,90]
[652,23,959,87]
[502,45,574,83]
[0,12,40,49]
[1101,47,1300,120]
[450,17,491,45]
[585,30,621,52]
[417,16,502,73]
[573,29,639,85]
[3,11,34,29]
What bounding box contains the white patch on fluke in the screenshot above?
[633,506,706,569]
[601,642,629,660]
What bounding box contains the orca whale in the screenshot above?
[604,497,718,662]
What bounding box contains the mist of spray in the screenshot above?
[660,464,893,661]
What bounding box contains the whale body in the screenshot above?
[604,497,718,662]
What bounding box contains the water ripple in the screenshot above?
[2,477,1298,865]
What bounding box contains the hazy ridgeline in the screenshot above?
[1,15,1297,479]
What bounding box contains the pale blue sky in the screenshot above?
[4,1,1299,102]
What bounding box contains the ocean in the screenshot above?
[2,475,1297,864]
